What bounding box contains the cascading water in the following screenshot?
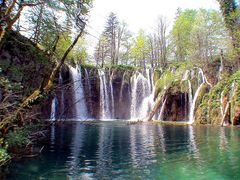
[130,69,154,120]
[147,69,154,92]
[119,71,126,103]
[109,71,115,118]
[157,98,167,121]
[188,68,210,124]
[140,69,155,120]
[130,73,140,119]
[188,83,204,124]
[98,69,111,119]
[84,68,93,116]
[198,68,212,87]
[182,70,190,121]
[70,66,88,120]
[188,80,193,120]
[59,71,65,116]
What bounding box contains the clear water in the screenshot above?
[5,121,240,180]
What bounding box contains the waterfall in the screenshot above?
[140,69,155,120]
[188,68,208,124]
[188,80,193,120]
[84,68,93,116]
[98,69,111,119]
[130,70,154,120]
[59,71,65,116]
[119,71,126,103]
[139,93,154,121]
[198,68,212,87]
[158,98,167,121]
[70,66,88,120]
[147,69,154,92]
[50,95,57,121]
[182,70,190,81]
[130,73,138,119]
[188,83,204,124]
[182,70,190,121]
[109,71,115,118]
[187,68,212,124]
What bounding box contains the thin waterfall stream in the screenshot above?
[70,66,89,120]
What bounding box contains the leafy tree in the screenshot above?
[130,30,150,67]
[0,0,46,49]
[0,0,93,134]
[73,38,88,64]
[190,9,231,61]
[171,9,197,61]
[217,0,240,52]
[170,9,230,62]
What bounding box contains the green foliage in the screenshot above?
[6,129,29,149]
[4,123,44,149]
[0,148,10,166]
[0,77,23,93]
[56,33,73,61]
[170,8,231,61]
[196,70,240,125]
[72,38,88,64]
[171,9,197,61]
[26,0,93,52]
[130,30,150,66]
[155,62,192,97]
[81,64,97,70]
[217,0,240,56]
[155,71,174,95]
[153,70,162,85]
[110,64,136,71]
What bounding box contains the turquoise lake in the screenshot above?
[5,121,240,180]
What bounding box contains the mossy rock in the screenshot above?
[195,70,240,125]
[0,31,51,97]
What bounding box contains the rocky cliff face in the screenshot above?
[0,31,52,120]
[45,57,240,125]
[0,31,52,96]
[51,66,135,120]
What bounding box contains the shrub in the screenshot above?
[6,129,29,149]
[0,148,10,166]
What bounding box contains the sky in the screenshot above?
[85,0,220,57]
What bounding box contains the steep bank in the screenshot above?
[0,31,52,166]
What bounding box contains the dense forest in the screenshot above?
[0,0,240,179]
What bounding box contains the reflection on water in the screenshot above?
[6,121,240,180]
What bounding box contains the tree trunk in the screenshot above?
[147,90,168,121]
[221,102,230,126]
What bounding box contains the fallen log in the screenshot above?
[147,89,168,121]
[221,102,230,126]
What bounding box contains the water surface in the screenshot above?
[6,121,240,179]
